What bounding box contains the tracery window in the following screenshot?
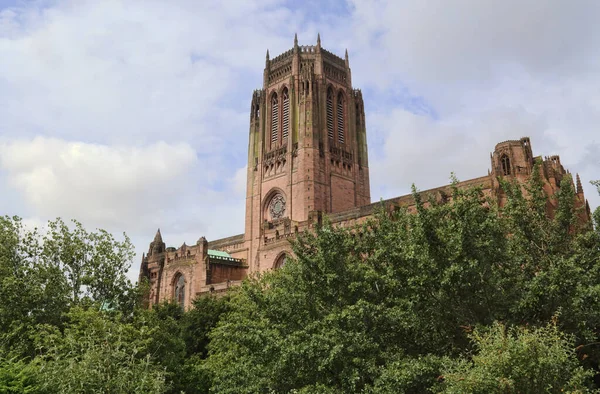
[327,88,334,140]
[501,154,511,176]
[282,88,289,142]
[274,253,287,269]
[174,274,185,308]
[337,93,345,144]
[268,193,286,220]
[271,93,279,147]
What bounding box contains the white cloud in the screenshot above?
[343,0,600,211]
[232,165,248,196]
[0,137,197,230]
[346,0,600,88]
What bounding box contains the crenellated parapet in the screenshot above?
[270,48,294,65]
[298,45,317,53]
[321,47,345,67]
[265,35,349,87]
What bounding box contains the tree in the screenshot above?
[592,180,600,230]
[33,307,166,394]
[441,321,595,393]
[0,356,39,394]
[178,295,232,393]
[0,216,137,359]
[135,302,186,394]
[206,174,600,393]
[42,218,135,307]
[0,216,69,357]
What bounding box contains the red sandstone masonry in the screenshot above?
[139,39,591,310]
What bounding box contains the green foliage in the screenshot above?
[33,307,166,394]
[2,173,599,393]
[206,174,600,393]
[592,180,600,230]
[42,218,135,306]
[0,356,39,393]
[373,355,444,393]
[0,216,70,357]
[441,321,595,393]
[0,216,137,358]
[171,295,232,393]
[135,302,186,393]
[182,295,231,358]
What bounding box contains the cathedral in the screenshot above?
[139,35,591,310]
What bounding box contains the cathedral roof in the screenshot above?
[208,249,231,258]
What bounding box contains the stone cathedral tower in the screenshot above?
[245,34,370,271]
[140,35,589,310]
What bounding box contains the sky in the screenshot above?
[1,0,599,282]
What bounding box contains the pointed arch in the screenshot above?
[172,272,185,309]
[326,87,334,140]
[337,91,345,144]
[263,187,287,221]
[273,252,287,269]
[271,92,279,148]
[501,154,511,176]
[282,87,290,143]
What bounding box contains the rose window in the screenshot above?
[269,194,286,219]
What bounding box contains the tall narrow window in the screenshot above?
[274,253,287,269]
[174,274,185,308]
[327,88,334,140]
[271,93,279,147]
[282,88,289,142]
[337,93,345,144]
[501,154,511,175]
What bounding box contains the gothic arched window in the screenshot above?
[174,274,185,308]
[337,92,345,144]
[326,88,334,140]
[274,253,287,269]
[282,88,289,143]
[271,93,279,148]
[501,154,511,176]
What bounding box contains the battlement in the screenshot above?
[270,48,294,65]
[321,47,345,66]
[269,45,344,65]
[299,45,317,53]
[494,136,530,150]
[266,34,346,69]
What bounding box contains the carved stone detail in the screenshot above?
[269,194,286,219]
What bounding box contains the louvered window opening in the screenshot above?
[337,95,344,144]
[282,90,289,141]
[327,91,334,140]
[271,95,278,146]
